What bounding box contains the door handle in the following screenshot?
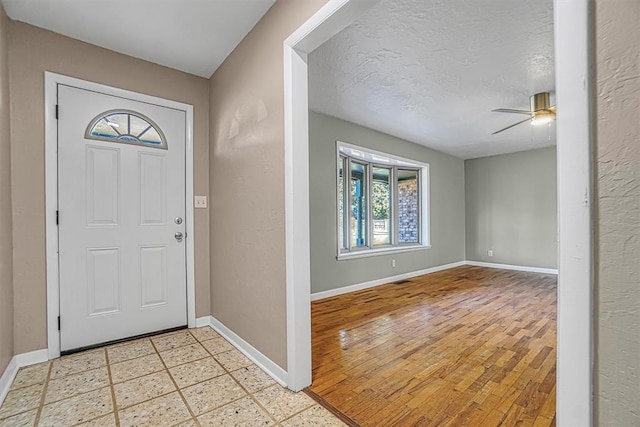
[174,232,184,242]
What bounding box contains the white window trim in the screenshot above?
[336,141,430,259]
[337,244,432,260]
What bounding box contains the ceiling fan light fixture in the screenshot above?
[531,111,554,126]
[491,92,556,135]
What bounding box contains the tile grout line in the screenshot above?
[63,349,114,427]
[102,335,208,418]
[189,326,254,425]
[32,361,53,426]
[193,328,320,426]
[105,338,186,416]
[200,327,331,425]
[149,332,201,427]
[193,329,281,425]
[104,347,121,427]
[3,327,340,426]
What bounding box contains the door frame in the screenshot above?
[284,0,593,425]
[44,72,196,359]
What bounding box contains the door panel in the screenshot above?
[86,146,120,226]
[140,245,168,307]
[139,152,167,225]
[58,85,187,351]
[86,248,120,315]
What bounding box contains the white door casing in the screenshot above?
[58,85,187,350]
[284,0,593,424]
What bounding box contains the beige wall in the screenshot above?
[209,0,327,369]
[465,147,557,269]
[309,111,465,293]
[595,0,640,424]
[8,21,211,354]
[0,5,13,373]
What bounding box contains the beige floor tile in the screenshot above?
[175,420,198,427]
[39,387,113,426]
[159,343,209,368]
[280,405,346,426]
[110,353,164,383]
[74,412,118,426]
[106,339,155,364]
[201,337,235,355]
[231,365,277,393]
[189,327,220,342]
[0,408,37,426]
[213,349,252,371]
[117,392,191,427]
[253,385,315,422]
[198,396,275,426]
[151,330,198,352]
[10,362,50,390]
[45,367,110,404]
[113,371,176,409]
[168,357,225,388]
[51,350,107,379]
[181,374,246,416]
[0,383,43,419]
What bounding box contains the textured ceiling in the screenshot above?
[1,0,275,78]
[309,0,555,159]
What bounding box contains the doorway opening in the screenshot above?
[284,1,593,425]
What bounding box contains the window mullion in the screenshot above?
[393,166,398,247]
[346,157,352,251]
[417,168,422,245]
[367,162,373,249]
[391,166,396,246]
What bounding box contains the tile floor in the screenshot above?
[0,327,346,427]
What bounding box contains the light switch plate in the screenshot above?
[194,196,208,209]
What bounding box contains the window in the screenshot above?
[85,110,167,149]
[337,141,429,258]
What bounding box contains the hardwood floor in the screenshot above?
[309,266,557,427]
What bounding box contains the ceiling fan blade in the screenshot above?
[492,108,534,115]
[491,117,532,135]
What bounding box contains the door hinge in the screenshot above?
[56,210,59,225]
[57,316,61,331]
[55,104,59,120]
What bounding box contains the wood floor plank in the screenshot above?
[309,266,557,426]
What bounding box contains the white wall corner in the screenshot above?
[205,316,289,387]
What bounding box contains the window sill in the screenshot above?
[337,244,431,261]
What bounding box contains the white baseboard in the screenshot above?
[195,316,211,328]
[0,349,48,406]
[0,356,18,406]
[465,261,558,275]
[203,316,289,387]
[311,261,466,301]
[310,260,558,302]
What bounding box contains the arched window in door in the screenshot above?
[85,110,167,149]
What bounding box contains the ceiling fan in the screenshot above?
[491,92,556,135]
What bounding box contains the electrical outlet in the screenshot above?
[392,259,396,268]
[487,250,494,257]
[194,196,208,209]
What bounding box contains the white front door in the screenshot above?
[57,85,187,351]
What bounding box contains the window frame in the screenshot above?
[85,109,168,149]
[336,141,430,260]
